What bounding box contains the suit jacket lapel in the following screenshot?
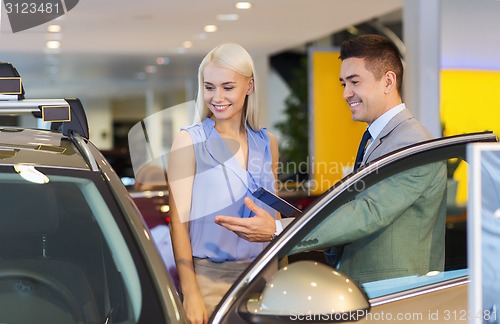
[363,109,413,164]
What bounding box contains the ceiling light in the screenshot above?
[217,14,239,21]
[236,2,252,9]
[204,25,218,33]
[47,24,61,33]
[46,40,61,49]
[182,41,193,48]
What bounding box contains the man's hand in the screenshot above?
[214,197,276,242]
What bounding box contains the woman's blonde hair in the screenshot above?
[196,43,261,130]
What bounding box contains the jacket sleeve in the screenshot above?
[293,161,446,252]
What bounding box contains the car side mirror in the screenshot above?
[246,261,370,321]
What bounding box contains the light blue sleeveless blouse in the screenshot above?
[181,117,277,262]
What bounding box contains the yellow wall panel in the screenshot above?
[441,69,500,204]
[441,70,500,137]
[309,50,366,195]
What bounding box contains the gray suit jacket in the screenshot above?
[322,108,447,284]
[363,108,433,164]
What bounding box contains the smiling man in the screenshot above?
[339,34,432,166]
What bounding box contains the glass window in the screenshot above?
[0,169,139,323]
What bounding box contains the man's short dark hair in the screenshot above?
[339,34,404,94]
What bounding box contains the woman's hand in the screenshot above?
[183,292,208,324]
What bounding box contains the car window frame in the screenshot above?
[88,143,187,323]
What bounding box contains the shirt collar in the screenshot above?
[367,103,406,141]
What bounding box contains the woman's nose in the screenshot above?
[214,88,224,102]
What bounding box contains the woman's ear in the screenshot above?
[247,77,254,95]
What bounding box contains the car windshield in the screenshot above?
[0,166,140,323]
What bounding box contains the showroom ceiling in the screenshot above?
[0,0,403,99]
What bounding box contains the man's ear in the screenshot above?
[247,77,254,95]
[384,71,397,94]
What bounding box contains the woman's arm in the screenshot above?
[167,130,208,323]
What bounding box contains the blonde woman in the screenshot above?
[168,43,280,323]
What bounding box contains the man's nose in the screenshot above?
[343,86,352,100]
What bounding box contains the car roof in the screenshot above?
[0,127,90,170]
[0,62,94,171]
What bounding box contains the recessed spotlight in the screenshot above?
[236,2,252,9]
[217,14,239,21]
[182,41,193,48]
[204,25,218,33]
[47,24,61,33]
[46,40,61,49]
